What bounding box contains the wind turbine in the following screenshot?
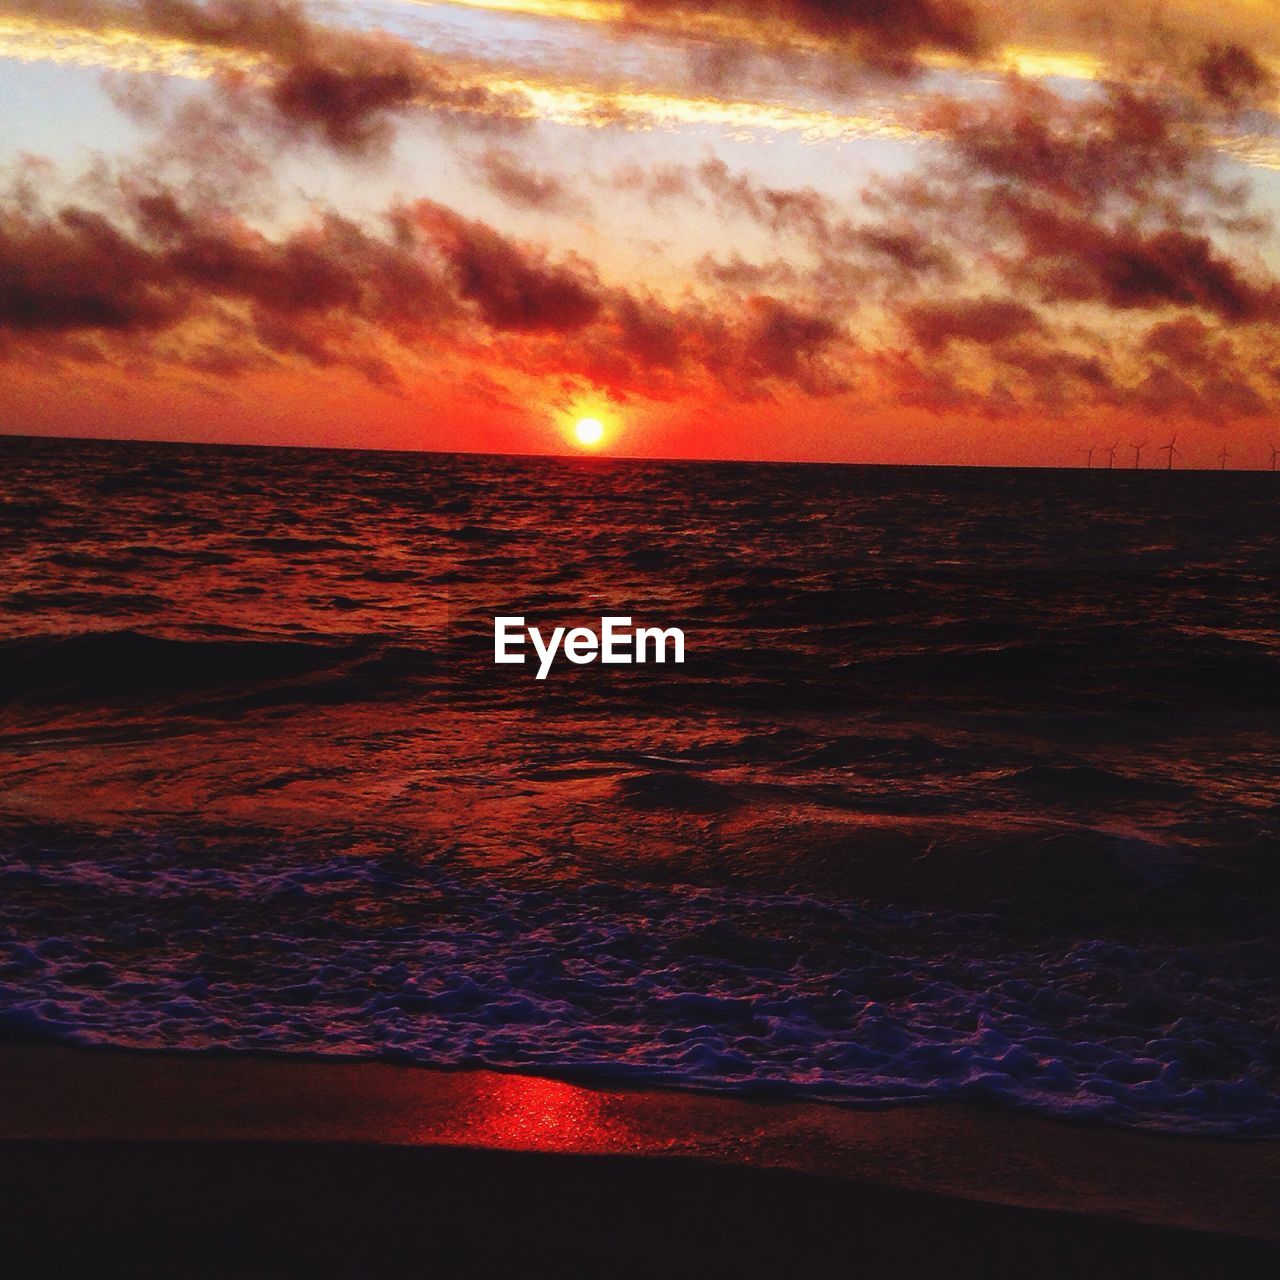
[1102,442,1119,469]
[1080,445,1096,469]
[1131,440,1148,468]
[1218,447,1230,471]
[1158,434,1180,470]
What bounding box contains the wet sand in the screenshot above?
[1,1045,1276,1276]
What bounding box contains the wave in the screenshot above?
[0,629,440,706]
[2,440,1277,1139]
[240,536,363,554]
[1002,764,1192,805]
[617,771,743,812]
[0,843,1275,1135]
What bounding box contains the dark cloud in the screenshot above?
[608,2,1280,103]
[1008,212,1279,321]
[0,178,454,380]
[1195,44,1276,110]
[696,252,802,291]
[1134,315,1268,418]
[481,74,1280,424]
[741,295,845,388]
[7,0,526,154]
[924,81,1207,213]
[403,201,602,333]
[911,82,1280,323]
[617,0,986,74]
[6,0,1279,430]
[998,345,1113,402]
[1127,359,1268,420]
[609,292,689,373]
[698,158,843,244]
[1143,315,1221,370]
[0,205,187,333]
[842,77,1280,420]
[135,0,310,52]
[871,79,1269,329]
[0,167,854,403]
[852,226,955,278]
[903,297,1043,350]
[671,158,956,294]
[544,288,848,402]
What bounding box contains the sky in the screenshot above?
[3,0,1280,465]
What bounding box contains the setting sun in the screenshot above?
[573,417,605,448]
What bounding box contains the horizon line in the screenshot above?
[2,430,1277,474]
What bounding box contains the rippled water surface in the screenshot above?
[1,437,1277,1132]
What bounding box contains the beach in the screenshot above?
[1,1045,1276,1275]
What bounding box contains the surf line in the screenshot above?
[494,616,685,679]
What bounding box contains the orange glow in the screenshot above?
[6,2,1280,467]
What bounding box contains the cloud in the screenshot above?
[1009,4,1280,105]
[437,66,1280,426]
[741,294,845,387]
[903,297,1042,350]
[1133,315,1268,417]
[690,156,958,294]
[618,0,987,74]
[697,252,802,291]
[1006,212,1279,321]
[2,0,527,154]
[608,164,696,205]
[3,4,1278,437]
[402,200,603,333]
[923,81,1206,212]
[0,159,857,405]
[0,171,455,379]
[834,75,1280,422]
[1195,44,1277,111]
[1143,315,1223,371]
[697,157,845,244]
[0,203,188,333]
[912,81,1280,322]
[539,286,849,402]
[434,0,1280,110]
[852,226,955,277]
[475,148,584,214]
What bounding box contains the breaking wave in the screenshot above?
[0,840,1276,1134]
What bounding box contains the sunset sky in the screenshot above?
[3,0,1280,464]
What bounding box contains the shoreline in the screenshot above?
[2,1044,1276,1244]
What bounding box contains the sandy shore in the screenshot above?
[1,1045,1276,1275]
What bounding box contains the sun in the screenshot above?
[573,416,605,448]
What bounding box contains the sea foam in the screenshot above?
[0,839,1275,1135]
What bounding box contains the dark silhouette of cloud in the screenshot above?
[1196,44,1276,110]
[903,297,1043,350]
[0,169,851,402]
[0,204,186,333]
[402,201,602,333]
[618,0,986,74]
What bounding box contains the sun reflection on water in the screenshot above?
[453,1073,635,1154]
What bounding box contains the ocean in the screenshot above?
[0,435,1276,1133]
